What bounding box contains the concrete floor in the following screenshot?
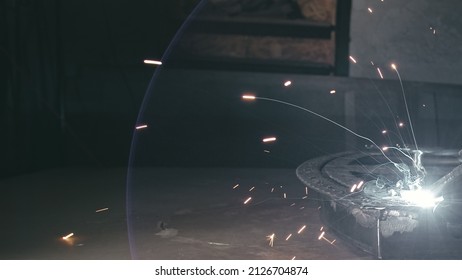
[0,167,371,260]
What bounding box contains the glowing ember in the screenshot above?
[143,59,162,65]
[284,81,292,87]
[399,122,404,127]
[243,197,252,204]
[330,89,336,94]
[382,130,387,134]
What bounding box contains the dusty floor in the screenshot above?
[0,167,371,260]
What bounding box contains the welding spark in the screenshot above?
[243,197,252,204]
[284,193,287,199]
[297,225,307,234]
[291,256,296,260]
[317,231,335,244]
[264,150,271,153]
[350,183,358,193]
[262,137,277,143]
[368,7,373,13]
[290,203,296,207]
[349,56,357,64]
[377,67,384,79]
[249,186,255,192]
[143,59,162,65]
[284,81,292,87]
[271,187,274,193]
[286,234,293,241]
[242,94,256,100]
[399,122,404,127]
[357,181,364,190]
[135,124,148,130]
[330,89,336,94]
[95,207,109,213]
[382,130,387,134]
[267,233,275,247]
[243,94,426,193]
[233,184,239,189]
[62,233,74,240]
[305,187,308,195]
[391,62,419,151]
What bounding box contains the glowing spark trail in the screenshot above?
[297,225,307,234]
[135,124,148,130]
[249,187,255,192]
[95,207,109,213]
[391,63,419,151]
[330,90,336,94]
[243,197,252,204]
[349,56,357,64]
[244,95,398,166]
[368,8,373,13]
[377,67,384,79]
[62,233,74,240]
[284,81,292,87]
[233,184,239,189]
[262,137,277,143]
[143,59,162,65]
[267,233,275,247]
[242,94,256,100]
[286,234,292,241]
[318,231,335,244]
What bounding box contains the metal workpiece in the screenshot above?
[296,150,462,259]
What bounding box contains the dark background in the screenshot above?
[3,0,462,180]
[1,0,192,179]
